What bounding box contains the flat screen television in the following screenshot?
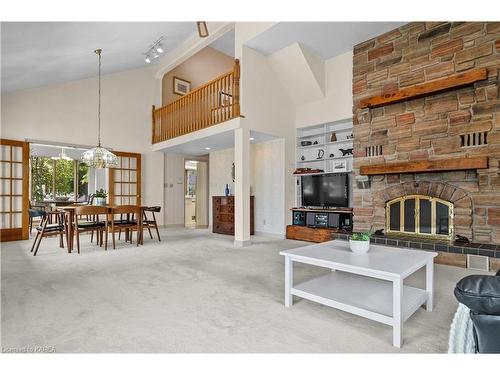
[301,173,348,208]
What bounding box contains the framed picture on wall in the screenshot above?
[173,76,191,96]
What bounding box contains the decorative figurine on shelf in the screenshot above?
[317,149,324,159]
[313,141,319,145]
[339,148,353,156]
[300,155,305,161]
[224,184,230,196]
[329,153,335,158]
[330,132,337,142]
[347,133,354,140]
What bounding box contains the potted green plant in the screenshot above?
[94,189,107,206]
[349,230,373,254]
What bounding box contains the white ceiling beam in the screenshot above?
[153,22,235,79]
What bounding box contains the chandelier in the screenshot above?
[81,49,118,169]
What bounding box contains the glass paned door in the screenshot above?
[0,139,29,241]
[108,151,141,206]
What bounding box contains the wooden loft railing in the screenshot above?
[152,59,240,144]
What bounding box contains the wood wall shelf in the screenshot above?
[359,68,487,109]
[359,157,488,175]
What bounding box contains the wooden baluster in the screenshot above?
[167,105,170,140]
[222,76,225,122]
[194,90,197,131]
[151,105,156,143]
[169,103,172,140]
[233,59,240,118]
[164,106,167,141]
[187,95,190,135]
[175,100,178,138]
[231,72,234,119]
[195,89,198,131]
[225,74,229,121]
[217,78,221,124]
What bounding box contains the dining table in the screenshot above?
[58,205,148,253]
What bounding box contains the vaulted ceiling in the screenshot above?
[1,22,196,93]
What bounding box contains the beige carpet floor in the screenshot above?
[0,228,488,353]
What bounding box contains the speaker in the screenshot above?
[293,211,305,225]
[306,212,315,226]
[314,214,329,228]
[328,213,340,228]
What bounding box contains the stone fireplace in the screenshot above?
[351,22,500,268]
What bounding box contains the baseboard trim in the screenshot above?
[234,239,252,248]
[162,224,184,228]
[254,231,285,239]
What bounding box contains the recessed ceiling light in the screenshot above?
[205,147,211,150]
[144,56,151,64]
[249,137,255,141]
[156,45,164,54]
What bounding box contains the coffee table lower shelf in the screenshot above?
[292,272,428,326]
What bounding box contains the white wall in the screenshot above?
[208,139,286,236]
[251,139,286,235]
[163,153,185,226]
[1,66,165,224]
[295,51,353,128]
[239,46,296,236]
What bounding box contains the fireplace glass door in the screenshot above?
[386,195,453,239]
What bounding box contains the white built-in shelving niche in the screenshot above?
[295,119,354,175]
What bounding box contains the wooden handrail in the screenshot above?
[152,59,240,144]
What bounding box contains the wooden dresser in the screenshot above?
[212,196,254,235]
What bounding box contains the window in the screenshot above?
[386,195,453,239]
[185,169,197,198]
[30,157,89,203]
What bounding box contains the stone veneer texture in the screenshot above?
[352,22,500,243]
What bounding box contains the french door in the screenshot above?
[108,151,142,206]
[0,139,29,241]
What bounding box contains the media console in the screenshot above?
[286,207,353,243]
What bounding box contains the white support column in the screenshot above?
[234,127,251,247]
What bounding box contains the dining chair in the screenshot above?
[31,211,66,256]
[142,206,161,242]
[28,201,46,233]
[109,205,141,249]
[73,206,109,253]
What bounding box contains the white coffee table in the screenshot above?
[280,240,437,347]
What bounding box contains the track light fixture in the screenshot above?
[143,36,165,64]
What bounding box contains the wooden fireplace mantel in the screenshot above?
[359,157,488,175]
[359,68,487,109]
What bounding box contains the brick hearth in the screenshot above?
[352,22,500,247]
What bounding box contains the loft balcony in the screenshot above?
[152,59,240,144]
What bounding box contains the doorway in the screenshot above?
[184,158,208,228]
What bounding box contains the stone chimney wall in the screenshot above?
[352,22,500,243]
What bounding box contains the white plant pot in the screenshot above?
[349,239,370,254]
[94,197,107,206]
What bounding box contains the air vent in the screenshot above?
[460,132,488,147]
[467,254,489,271]
[366,145,383,157]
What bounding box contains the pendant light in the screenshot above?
[81,49,118,169]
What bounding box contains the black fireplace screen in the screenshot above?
[386,195,453,239]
